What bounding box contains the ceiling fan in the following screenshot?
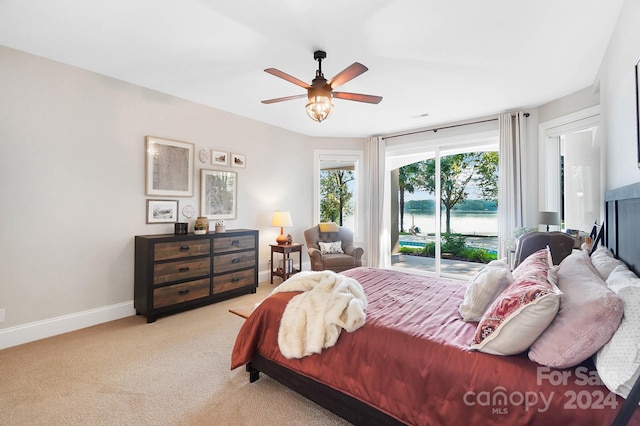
[261,50,382,122]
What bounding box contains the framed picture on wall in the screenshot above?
[231,153,246,168]
[200,169,237,219]
[635,57,640,169]
[145,136,194,196]
[211,150,229,167]
[146,199,179,223]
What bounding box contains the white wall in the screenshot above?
[0,46,364,347]
[599,0,640,190]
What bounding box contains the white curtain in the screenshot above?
[498,112,527,258]
[365,136,386,267]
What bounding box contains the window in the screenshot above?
[385,122,500,278]
[539,106,601,232]
[314,150,364,237]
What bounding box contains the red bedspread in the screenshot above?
[232,267,639,425]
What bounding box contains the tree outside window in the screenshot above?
[320,169,354,226]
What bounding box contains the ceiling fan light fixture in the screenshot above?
[306,94,333,122]
[263,50,381,122]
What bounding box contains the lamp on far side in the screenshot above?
[538,211,561,232]
[271,211,293,245]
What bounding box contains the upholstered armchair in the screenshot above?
[513,231,575,268]
[303,223,364,272]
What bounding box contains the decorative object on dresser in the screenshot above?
[215,220,226,233]
[200,169,237,220]
[271,210,293,245]
[173,223,187,235]
[145,136,194,197]
[194,217,209,235]
[134,229,258,322]
[270,242,303,284]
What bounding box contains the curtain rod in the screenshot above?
[382,112,530,141]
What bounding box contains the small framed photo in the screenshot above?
[146,199,179,224]
[145,136,194,197]
[211,150,229,167]
[231,153,246,168]
[200,169,237,220]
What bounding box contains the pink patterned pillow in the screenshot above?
[471,249,560,355]
[512,248,553,281]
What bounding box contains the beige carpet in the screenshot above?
[0,283,350,425]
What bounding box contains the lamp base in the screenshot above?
[276,234,289,245]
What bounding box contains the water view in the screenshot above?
[402,211,498,236]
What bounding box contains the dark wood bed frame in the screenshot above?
[246,182,640,426]
[606,182,640,426]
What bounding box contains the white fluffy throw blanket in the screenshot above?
[271,270,368,359]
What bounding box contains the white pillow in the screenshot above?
[459,260,513,322]
[318,241,343,254]
[595,285,640,399]
[590,246,626,280]
[606,264,640,293]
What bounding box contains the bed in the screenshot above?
[231,182,640,425]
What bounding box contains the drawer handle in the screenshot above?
[232,258,240,264]
[179,267,190,272]
[231,240,240,246]
[179,246,190,252]
[231,277,240,283]
[178,289,190,296]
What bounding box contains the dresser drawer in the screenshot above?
[214,251,256,274]
[213,269,255,294]
[153,279,210,309]
[154,240,210,261]
[154,258,211,285]
[213,235,255,253]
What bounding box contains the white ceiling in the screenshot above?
[0,0,624,138]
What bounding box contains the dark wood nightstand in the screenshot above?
[270,243,303,283]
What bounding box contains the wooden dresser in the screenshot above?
[134,229,258,322]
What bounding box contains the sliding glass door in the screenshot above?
[389,139,499,279]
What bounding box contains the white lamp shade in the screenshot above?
[271,211,293,227]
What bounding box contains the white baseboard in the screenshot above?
[0,301,135,350]
[1,266,312,350]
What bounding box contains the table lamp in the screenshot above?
[271,211,293,244]
[539,211,560,232]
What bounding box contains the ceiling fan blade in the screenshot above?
[332,92,383,104]
[261,94,307,104]
[329,62,368,89]
[264,68,310,89]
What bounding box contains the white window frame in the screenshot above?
[313,149,364,239]
[538,105,601,215]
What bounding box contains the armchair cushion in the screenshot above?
[319,241,344,254]
[318,222,340,233]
